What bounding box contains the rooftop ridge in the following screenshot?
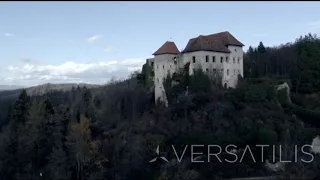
[153,41,180,55]
[181,31,244,53]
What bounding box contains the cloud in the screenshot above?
[252,33,268,37]
[104,46,120,53]
[4,33,14,37]
[86,35,103,43]
[2,57,147,86]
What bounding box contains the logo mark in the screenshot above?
[149,145,169,163]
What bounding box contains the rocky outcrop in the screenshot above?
[311,136,320,154]
[276,82,291,103]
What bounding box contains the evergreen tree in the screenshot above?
[5,89,31,179]
[257,41,266,53]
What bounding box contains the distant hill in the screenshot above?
[0,85,25,91]
[26,83,100,96]
[0,83,101,101]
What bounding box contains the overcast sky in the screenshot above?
[1,2,320,86]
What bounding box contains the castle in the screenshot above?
[146,31,244,105]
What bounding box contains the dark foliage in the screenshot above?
[0,34,319,180]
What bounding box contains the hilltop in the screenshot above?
[0,83,100,101]
[0,85,25,91]
[26,83,100,95]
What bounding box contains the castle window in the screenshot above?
[206,55,209,62]
[235,48,237,52]
[233,69,236,75]
[206,68,209,72]
[226,56,229,63]
[151,62,154,67]
[227,69,230,76]
[221,69,224,74]
[157,78,159,83]
[192,56,196,63]
[170,65,171,68]
[212,56,215,62]
[163,65,164,69]
[213,68,216,73]
[221,57,223,63]
[238,58,240,64]
[233,57,235,64]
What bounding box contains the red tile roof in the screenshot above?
[182,31,244,53]
[152,41,180,55]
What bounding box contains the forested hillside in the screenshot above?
[0,83,100,101]
[244,33,320,94]
[0,33,320,180]
[0,85,25,91]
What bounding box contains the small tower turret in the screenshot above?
[153,41,180,105]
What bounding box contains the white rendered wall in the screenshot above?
[153,46,244,105]
[226,45,244,88]
[182,51,229,87]
[181,48,243,88]
[154,54,178,104]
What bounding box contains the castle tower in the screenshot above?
[152,41,180,105]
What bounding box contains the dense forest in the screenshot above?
[0,33,320,180]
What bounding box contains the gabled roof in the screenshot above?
[152,41,180,55]
[182,31,244,53]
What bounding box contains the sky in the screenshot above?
[1,2,320,86]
